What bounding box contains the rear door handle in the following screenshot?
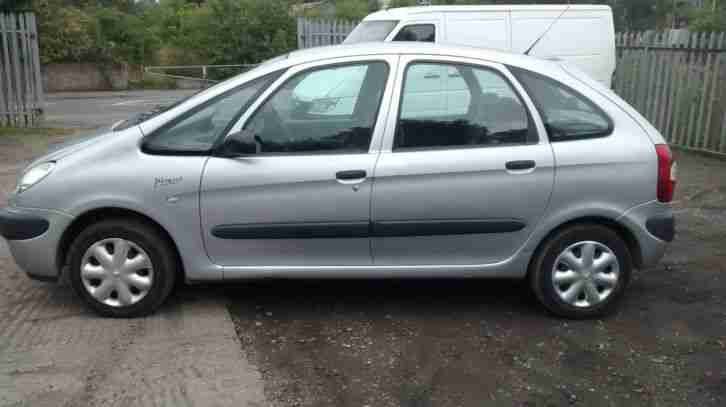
[336,170,367,182]
[505,160,536,171]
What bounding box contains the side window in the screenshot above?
[510,67,612,141]
[225,62,389,155]
[395,62,535,150]
[143,73,277,154]
[392,24,435,42]
[284,65,367,116]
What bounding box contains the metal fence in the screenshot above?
[0,12,43,127]
[144,64,259,87]
[615,31,726,155]
[293,19,726,155]
[297,17,357,49]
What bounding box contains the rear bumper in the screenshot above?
[0,206,72,281]
[618,200,674,268]
[645,215,675,242]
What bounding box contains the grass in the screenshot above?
[0,127,78,138]
[0,127,79,152]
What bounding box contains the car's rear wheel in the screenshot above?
[68,219,177,317]
[529,223,632,319]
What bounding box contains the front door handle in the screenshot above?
[336,170,367,181]
[505,160,536,171]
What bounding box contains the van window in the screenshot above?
[343,20,399,43]
[395,62,535,150]
[510,67,612,141]
[393,24,435,42]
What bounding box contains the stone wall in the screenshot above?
[42,63,128,92]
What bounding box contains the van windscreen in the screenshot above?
[343,20,399,44]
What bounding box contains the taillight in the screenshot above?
[655,144,676,202]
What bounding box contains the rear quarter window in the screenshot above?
[510,66,613,142]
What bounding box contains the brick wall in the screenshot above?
[42,63,128,92]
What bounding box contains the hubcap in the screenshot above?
[552,241,620,308]
[80,238,154,307]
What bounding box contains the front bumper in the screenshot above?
[0,207,50,240]
[0,206,73,282]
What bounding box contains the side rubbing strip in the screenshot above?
[211,222,370,239]
[211,219,526,239]
[371,219,525,237]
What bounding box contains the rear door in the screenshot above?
[371,55,554,266]
[200,56,397,269]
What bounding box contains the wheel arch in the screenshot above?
[527,215,643,277]
[56,207,184,281]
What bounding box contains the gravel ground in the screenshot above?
[2,117,725,407]
[227,149,726,407]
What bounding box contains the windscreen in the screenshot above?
[343,20,399,43]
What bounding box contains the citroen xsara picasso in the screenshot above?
[0,43,675,318]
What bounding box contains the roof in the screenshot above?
[282,42,557,73]
[139,41,579,137]
[364,5,612,21]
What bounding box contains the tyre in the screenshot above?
[529,223,632,319]
[67,218,178,318]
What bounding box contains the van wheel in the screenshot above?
[529,224,632,319]
[67,219,177,318]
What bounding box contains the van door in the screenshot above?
[442,11,510,52]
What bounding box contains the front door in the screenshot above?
[371,57,554,266]
[200,58,395,268]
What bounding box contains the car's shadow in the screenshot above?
[204,278,550,321]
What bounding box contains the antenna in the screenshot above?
[524,4,571,56]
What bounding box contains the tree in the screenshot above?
[368,0,379,13]
[0,0,32,11]
[165,0,296,66]
[34,0,96,63]
[688,6,726,32]
[335,0,368,20]
[92,6,157,64]
[387,0,416,8]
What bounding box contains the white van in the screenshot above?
[344,5,616,87]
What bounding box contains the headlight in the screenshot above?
[16,162,55,194]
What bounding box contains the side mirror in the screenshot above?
[215,131,257,157]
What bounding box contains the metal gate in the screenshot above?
[0,12,43,127]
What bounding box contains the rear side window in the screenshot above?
[395,62,535,150]
[393,24,435,42]
[510,67,612,142]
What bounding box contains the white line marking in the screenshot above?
[112,99,147,106]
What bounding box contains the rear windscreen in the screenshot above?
[343,20,399,43]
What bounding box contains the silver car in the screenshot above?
[0,43,675,318]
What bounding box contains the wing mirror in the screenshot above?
[215,130,258,157]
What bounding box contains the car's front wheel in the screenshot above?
[67,218,177,317]
[529,223,632,319]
